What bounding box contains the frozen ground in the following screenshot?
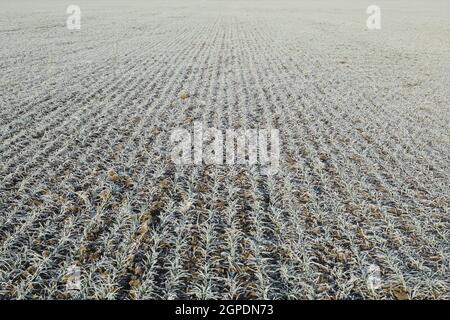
[0,0,449,299]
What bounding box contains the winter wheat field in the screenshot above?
[0,0,449,300]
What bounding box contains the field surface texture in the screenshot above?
[0,0,449,299]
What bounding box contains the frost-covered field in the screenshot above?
[0,0,449,299]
